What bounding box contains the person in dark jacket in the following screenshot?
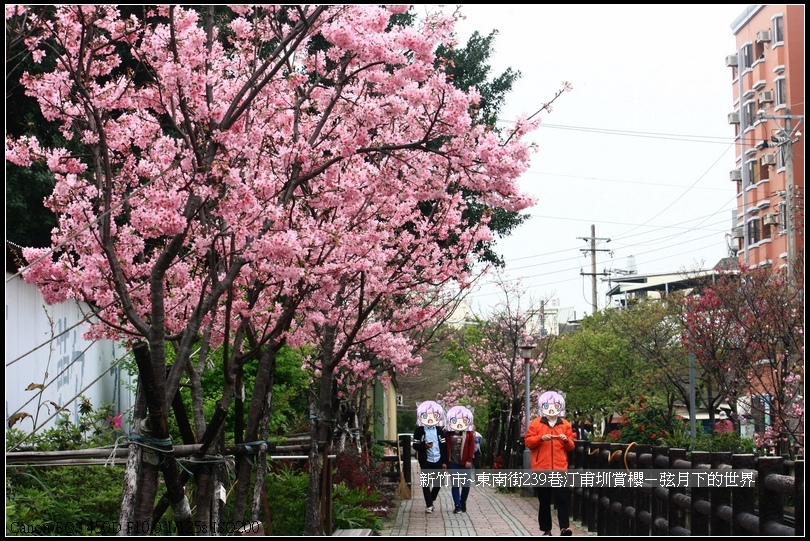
[444,405,476,514]
[473,431,483,469]
[412,400,447,514]
[525,390,575,536]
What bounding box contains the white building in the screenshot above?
[5,270,134,435]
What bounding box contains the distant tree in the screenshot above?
[5,5,60,251]
[606,296,713,421]
[434,28,526,267]
[546,309,651,431]
[552,293,747,439]
[443,274,555,469]
[437,29,518,130]
[683,265,804,457]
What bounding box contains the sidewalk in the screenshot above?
[379,460,594,537]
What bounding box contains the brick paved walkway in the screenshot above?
[379,460,594,536]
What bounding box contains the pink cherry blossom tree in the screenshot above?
[683,264,804,457]
[442,274,556,469]
[6,5,541,533]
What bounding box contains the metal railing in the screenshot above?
[569,441,803,536]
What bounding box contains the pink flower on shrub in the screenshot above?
[108,412,122,430]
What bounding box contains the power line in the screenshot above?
[497,119,776,149]
[521,169,729,192]
[468,234,727,303]
[503,214,732,270]
[540,123,734,144]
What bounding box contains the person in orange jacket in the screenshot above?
[525,390,575,536]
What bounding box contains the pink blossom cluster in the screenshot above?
[6,5,541,394]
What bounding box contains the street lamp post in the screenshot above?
[520,344,535,472]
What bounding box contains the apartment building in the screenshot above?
[727,5,804,287]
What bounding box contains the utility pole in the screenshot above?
[539,300,546,337]
[756,107,804,289]
[785,117,798,288]
[578,224,611,314]
[737,63,750,265]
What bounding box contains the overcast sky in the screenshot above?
[415,4,750,321]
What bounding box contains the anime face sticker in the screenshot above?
[445,405,474,431]
[538,391,566,419]
[416,400,446,427]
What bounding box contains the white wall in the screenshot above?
[5,272,135,434]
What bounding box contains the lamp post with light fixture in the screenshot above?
[520,344,535,472]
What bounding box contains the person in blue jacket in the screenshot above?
[412,400,447,514]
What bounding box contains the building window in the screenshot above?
[754,40,766,61]
[740,43,753,70]
[774,77,786,108]
[748,218,761,244]
[750,395,768,433]
[778,201,787,232]
[743,101,756,129]
[772,15,784,43]
[758,160,770,182]
[745,160,758,186]
[777,145,786,169]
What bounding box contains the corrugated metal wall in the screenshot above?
[5,272,135,435]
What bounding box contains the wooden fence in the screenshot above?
[377,434,412,487]
[569,441,803,536]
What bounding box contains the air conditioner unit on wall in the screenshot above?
[763,213,779,225]
[730,168,742,181]
[759,90,774,103]
[761,153,776,166]
[728,112,740,124]
[756,30,772,43]
[732,227,744,239]
[725,54,738,67]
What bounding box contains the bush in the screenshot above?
[332,447,389,498]
[695,430,757,454]
[655,419,757,454]
[6,398,126,536]
[262,454,388,535]
[7,397,124,452]
[331,447,391,532]
[6,465,124,535]
[617,398,683,446]
[332,484,383,533]
[6,400,387,536]
[264,463,309,535]
[660,423,693,449]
